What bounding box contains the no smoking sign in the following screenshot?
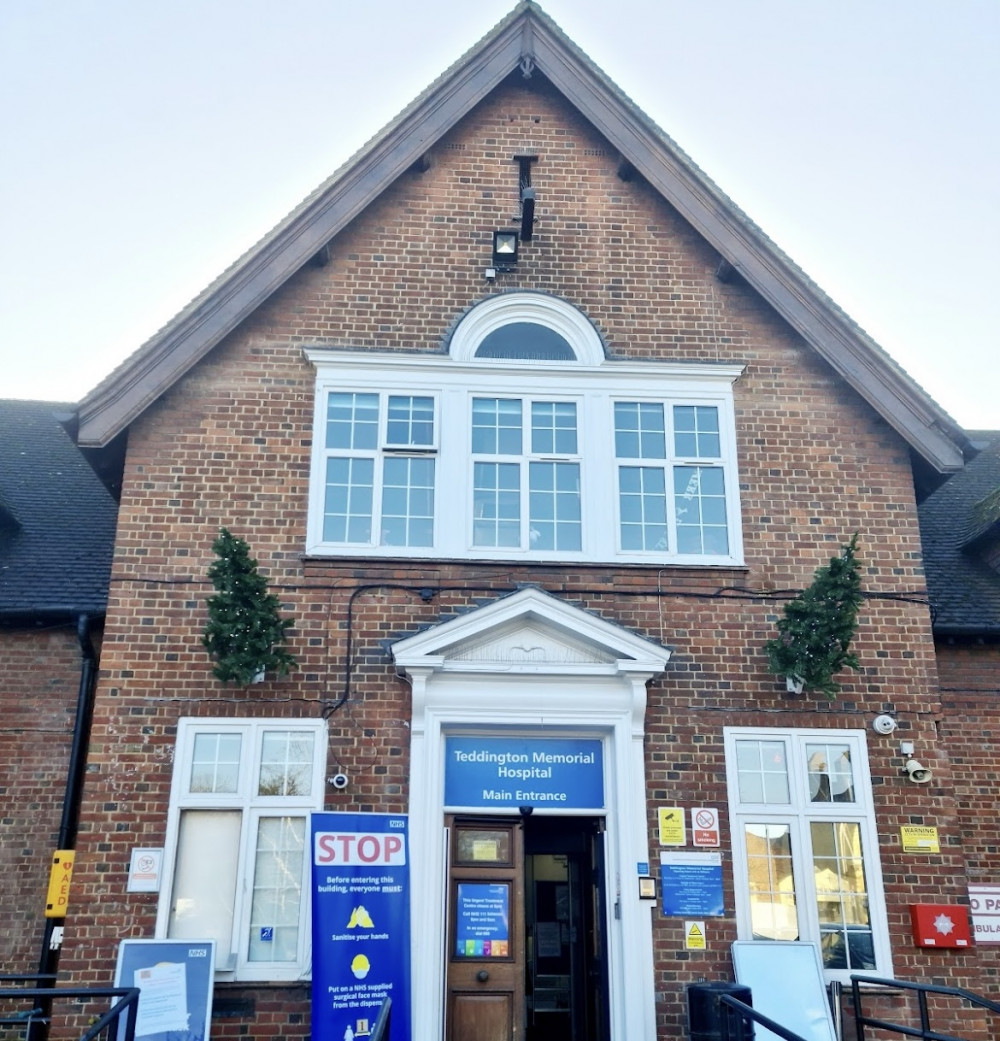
[691,807,720,847]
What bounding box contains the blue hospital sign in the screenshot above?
[311,814,411,1041]
[444,736,605,810]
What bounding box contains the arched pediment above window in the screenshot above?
[448,293,606,365]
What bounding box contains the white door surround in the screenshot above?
[392,587,671,1041]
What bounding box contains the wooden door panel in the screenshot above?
[450,991,513,1041]
[445,817,524,1041]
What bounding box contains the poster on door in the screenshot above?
[312,813,411,1041]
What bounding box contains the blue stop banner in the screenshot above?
[311,813,411,1041]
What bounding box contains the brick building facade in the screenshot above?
[36,6,997,1041]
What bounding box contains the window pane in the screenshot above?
[811,821,874,970]
[258,731,315,797]
[735,740,790,804]
[248,816,306,962]
[529,462,581,550]
[168,810,241,953]
[326,393,378,450]
[381,457,435,547]
[744,823,798,941]
[473,462,521,547]
[614,402,665,459]
[674,465,729,555]
[472,398,522,455]
[323,457,374,543]
[190,733,243,794]
[386,395,434,447]
[673,405,721,458]
[806,743,856,803]
[531,401,577,455]
[475,322,576,360]
[618,466,667,552]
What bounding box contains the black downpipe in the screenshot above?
[32,613,99,1035]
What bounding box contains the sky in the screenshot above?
[1,1,997,429]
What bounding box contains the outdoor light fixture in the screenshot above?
[492,230,519,270]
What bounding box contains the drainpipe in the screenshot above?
[35,613,98,1001]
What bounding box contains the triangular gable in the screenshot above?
[392,587,671,677]
[75,2,968,475]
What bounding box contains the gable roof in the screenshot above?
[919,431,1000,637]
[0,400,119,622]
[75,2,969,475]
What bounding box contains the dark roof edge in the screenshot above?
[0,606,107,625]
[74,1,969,474]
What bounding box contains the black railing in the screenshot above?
[0,982,140,1041]
[718,993,810,1041]
[851,974,1000,1041]
[370,997,392,1041]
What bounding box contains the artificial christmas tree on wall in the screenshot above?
[202,528,297,685]
[765,533,863,698]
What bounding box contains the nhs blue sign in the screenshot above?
[444,736,605,810]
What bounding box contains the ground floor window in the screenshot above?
[157,718,327,981]
[724,727,891,982]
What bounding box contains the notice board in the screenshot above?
[114,938,215,1041]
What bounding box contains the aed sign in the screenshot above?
[45,850,75,918]
[969,884,1000,944]
[314,831,406,866]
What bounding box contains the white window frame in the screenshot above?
[724,726,893,985]
[319,390,439,549]
[155,718,327,982]
[306,296,744,566]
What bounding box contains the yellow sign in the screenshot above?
[685,921,706,950]
[900,826,940,853]
[658,806,686,846]
[45,850,75,918]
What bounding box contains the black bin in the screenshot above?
[687,981,753,1041]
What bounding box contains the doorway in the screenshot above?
[445,814,609,1041]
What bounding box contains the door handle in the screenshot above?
[476,970,490,983]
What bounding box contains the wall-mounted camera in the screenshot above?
[328,773,349,790]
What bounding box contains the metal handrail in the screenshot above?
[0,986,140,1041]
[719,994,811,1041]
[851,974,1000,1041]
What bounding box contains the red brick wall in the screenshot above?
[59,77,983,1036]
[0,625,86,971]
[939,640,1000,991]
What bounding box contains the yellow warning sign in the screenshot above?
[45,850,75,918]
[685,921,706,950]
[900,826,940,853]
[658,806,686,846]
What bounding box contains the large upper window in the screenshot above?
[306,294,744,565]
[724,727,892,984]
[156,718,327,982]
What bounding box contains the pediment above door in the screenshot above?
[392,587,671,678]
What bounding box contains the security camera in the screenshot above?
[518,805,533,817]
[329,773,349,790]
[903,758,932,784]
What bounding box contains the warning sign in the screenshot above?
[658,806,686,846]
[900,826,940,853]
[685,921,706,950]
[691,807,720,847]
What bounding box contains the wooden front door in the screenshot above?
[445,816,525,1041]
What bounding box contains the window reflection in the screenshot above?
[806,744,855,803]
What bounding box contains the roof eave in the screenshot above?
[75,3,969,474]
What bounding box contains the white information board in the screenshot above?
[731,941,836,1041]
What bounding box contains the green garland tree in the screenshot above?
[202,528,297,685]
[765,533,863,698]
